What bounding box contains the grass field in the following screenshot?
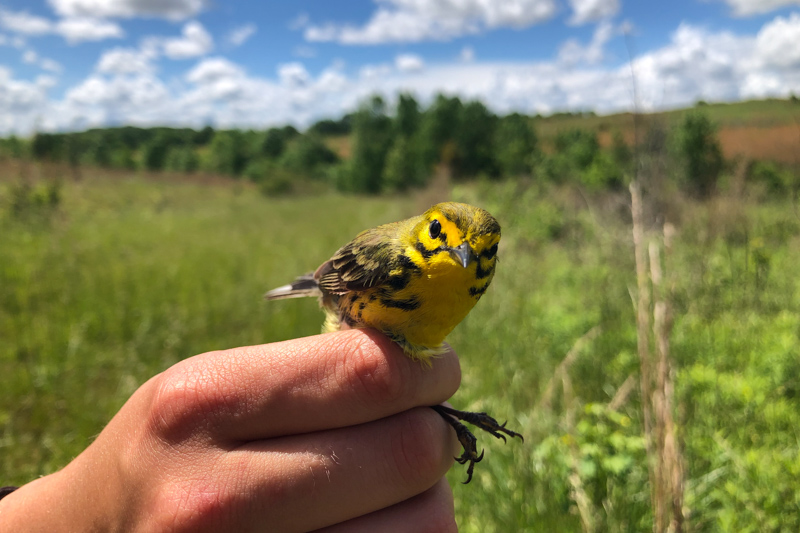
[3,168,800,530]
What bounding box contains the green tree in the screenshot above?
[140,131,172,171]
[109,146,136,170]
[194,125,215,145]
[675,111,723,198]
[308,115,352,136]
[165,146,199,173]
[554,129,599,171]
[415,93,463,171]
[260,126,298,159]
[394,93,420,138]
[340,96,393,193]
[279,134,338,176]
[453,100,497,178]
[494,113,537,177]
[204,130,248,176]
[31,133,62,161]
[382,135,424,192]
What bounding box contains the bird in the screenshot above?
[265,201,522,483]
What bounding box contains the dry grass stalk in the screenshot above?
[539,326,601,410]
[631,182,686,532]
[559,352,597,533]
[608,373,636,411]
[650,232,685,533]
[629,181,657,504]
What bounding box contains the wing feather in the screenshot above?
[315,221,405,294]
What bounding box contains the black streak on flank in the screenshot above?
[343,312,358,327]
[381,296,421,311]
[475,261,495,280]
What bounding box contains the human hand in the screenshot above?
[0,329,461,532]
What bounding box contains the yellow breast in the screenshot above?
[335,243,493,363]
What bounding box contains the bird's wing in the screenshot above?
[315,222,404,295]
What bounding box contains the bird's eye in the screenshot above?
[429,219,441,240]
[485,243,498,258]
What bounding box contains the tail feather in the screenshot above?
[264,274,321,300]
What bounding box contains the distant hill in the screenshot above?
[534,98,800,165]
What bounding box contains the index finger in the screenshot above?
[150,329,462,443]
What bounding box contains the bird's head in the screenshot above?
[412,202,501,274]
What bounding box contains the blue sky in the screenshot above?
[0,0,799,134]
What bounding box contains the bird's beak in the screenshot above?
[449,242,473,268]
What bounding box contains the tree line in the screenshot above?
[1,93,792,198]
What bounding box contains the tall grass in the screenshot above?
[3,170,800,530]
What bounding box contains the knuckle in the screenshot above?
[148,478,231,533]
[390,409,451,488]
[148,353,235,440]
[338,332,409,407]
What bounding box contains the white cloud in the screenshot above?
[56,17,124,43]
[62,72,172,128]
[0,9,52,35]
[396,53,424,72]
[48,0,206,21]
[97,47,155,74]
[4,14,800,136]
[0,7,123,43]
[460,46,475,62]
[558,20,615,65]
[304,0,557,44]
[186,57,244,84]
[22,50,38,64]
[227,23,256,47]
[720,0,800,16]
[161,21,213,59]
[40,58,62,72]
[278,62,310,87]
[360,63,392,79]
[0,66,52,134]
[755,13,800,68]
[568,0,620,25]
[36,74,59,89]
[21,48,63,72]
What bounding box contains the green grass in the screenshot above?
[3,171,800,531]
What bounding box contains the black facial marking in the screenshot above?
[482,243,498,259]
[359,301,366,311]
[429,219,442,240]
[475,261,494,280]
[437,230,448,243]
[415,241,445,260]
[380,296,421,311]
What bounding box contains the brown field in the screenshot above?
[717,124,800,165]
